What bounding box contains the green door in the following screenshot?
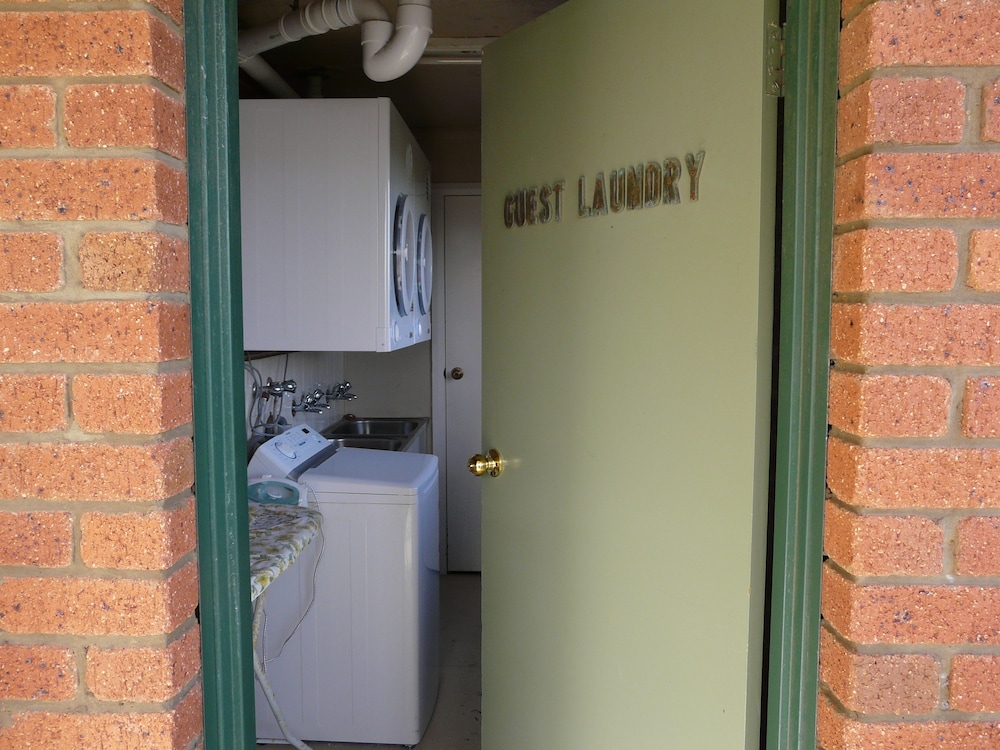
[480,1,779,747]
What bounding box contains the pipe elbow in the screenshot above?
[360,2,432,82]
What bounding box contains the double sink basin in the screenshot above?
[320,416,427,452]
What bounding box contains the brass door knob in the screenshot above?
[468,449,505,477]
[449,367,464,380]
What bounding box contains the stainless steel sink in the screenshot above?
[321,417,428,451]
[325,418,422,437]
[326,436,406,451]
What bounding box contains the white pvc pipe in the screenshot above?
[361,2,432,82]
[239,55,299,99]
[238,0,432,91]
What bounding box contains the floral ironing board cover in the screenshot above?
[248,501,323,602]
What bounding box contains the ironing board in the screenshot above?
[249,501,323,750]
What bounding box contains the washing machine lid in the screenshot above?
[301,447,438,497]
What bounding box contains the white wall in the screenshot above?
[243,351,347,445]
[343,342,432,419]
[243,346,431,453]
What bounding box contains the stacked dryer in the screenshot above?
[240,98,432,352]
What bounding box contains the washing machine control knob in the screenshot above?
[275,441,297,459]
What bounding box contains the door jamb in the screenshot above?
[766,1,838,747]
[184,1,838,747]
[184,0,256,746]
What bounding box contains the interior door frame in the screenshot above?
[184,1,838,746]
[430,183,484,573]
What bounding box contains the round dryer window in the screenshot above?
[416,214,433,315]
[393,195,417,316]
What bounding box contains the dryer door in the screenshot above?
[393,195,417,317]
[416,213,432,316]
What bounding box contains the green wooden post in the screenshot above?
[766,1,839,747]
[184,0,256,745]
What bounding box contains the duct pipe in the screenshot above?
[238,0,432,90]
[239,55,299,98]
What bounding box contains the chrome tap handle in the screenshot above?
[325,381,358,402]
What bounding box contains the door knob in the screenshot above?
[449,367,464,380]
[468,449,505,477]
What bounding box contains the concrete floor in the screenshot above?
[257,572,482,750]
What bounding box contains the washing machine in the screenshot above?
[240,98,432,352]
[249,426,440,745]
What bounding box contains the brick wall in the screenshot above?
[0,3,201,749]
[822,0,1000,747]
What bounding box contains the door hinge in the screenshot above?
[766,21,785,98]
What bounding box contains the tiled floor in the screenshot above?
[257,572,482,750]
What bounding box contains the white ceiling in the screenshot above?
[237,0,568,129]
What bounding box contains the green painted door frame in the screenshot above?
[183,1,838,747]
[184,0,256,747]
[766,1,839,747]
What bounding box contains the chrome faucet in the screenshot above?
[292,388,331,416]
[325,381,358,403]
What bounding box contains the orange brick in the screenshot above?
[951,654,1000,712]
[832,228,957,293]
[956,516,1000,576]
[65,84,186,159]
[0,85,55,148]
[0,158,187,223]
[0,438,193,502]
[0,562,197,636]
[827,437,1000,510]
[79,232,189,293]
[0,683,202,750]
[73,371,192,434]
[0,12,184,93]
[828,371,950,437]
[840,1,1000,88]
[838,77,965,155]
[0,644,76,701]
[968,229,1000,291]
[0,373,67,432]
[824,501,943,576]
[984,78,1000,142]
[836,153,1000,223]
[0,233,62,292]
[0,302,190,364]
[0,511,72,567]
[819,692,1000,750]
[82,497,196,570]
[820,629,939,714]
[832,303,1000,366]
[841,0,866,18]
[964,377,1000,438]
[87,625,200,702]
[146,0,183,25]
[823,565,1000,645]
